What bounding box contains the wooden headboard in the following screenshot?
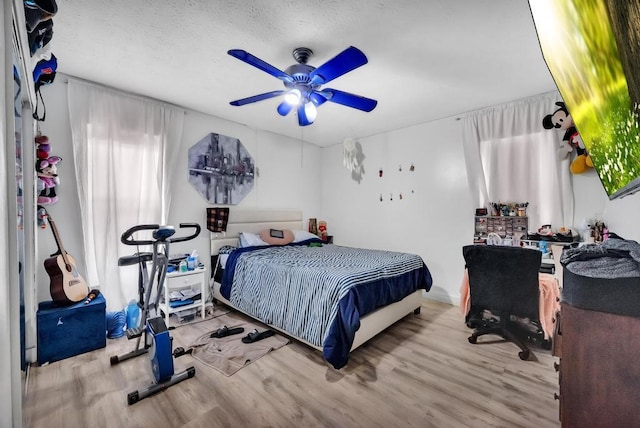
[210,209,303,255]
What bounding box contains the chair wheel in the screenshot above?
[468,336,477,344]
[518,350,530,360]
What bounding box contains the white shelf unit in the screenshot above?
[159,268,211,327]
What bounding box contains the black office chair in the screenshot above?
[462,244,544,360]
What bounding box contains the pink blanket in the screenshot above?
[459,269,560,339]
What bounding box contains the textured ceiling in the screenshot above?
[51,0,556,147]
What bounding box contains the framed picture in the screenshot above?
[188,133,255,205]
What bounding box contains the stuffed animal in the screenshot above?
[38,187,58,205]
[37,205,48,228]
[35,134,50,159]
[36,156,61,204]
[543,101,593,174]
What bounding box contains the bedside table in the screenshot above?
[159,268,211,327]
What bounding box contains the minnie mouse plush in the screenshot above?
[543,101,593,174]
[36,155,61,204]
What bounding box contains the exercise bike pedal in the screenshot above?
[173,347,193,358]
[126,327,144,339]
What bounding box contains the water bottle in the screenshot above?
[126,300,140,330]
[187,256,196,270]
[539,240,548,254]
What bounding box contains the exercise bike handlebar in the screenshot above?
[171,223,201,243]
[121,223,201,246]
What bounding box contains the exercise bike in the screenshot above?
[109,222,201,405]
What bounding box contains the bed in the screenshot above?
[209,210,433,369]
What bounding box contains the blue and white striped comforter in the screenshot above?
[221,243,432,368]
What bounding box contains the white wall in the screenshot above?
[573,172,640,241]
[35,76,640,312]
[321,117,473,304]
[36,77,322,311]
[167,110,322,274]
[321,116,640,306]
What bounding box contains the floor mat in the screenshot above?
[188,312,289,376]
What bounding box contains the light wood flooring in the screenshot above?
[23,300,560,427]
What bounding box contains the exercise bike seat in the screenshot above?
[118,252,153,266]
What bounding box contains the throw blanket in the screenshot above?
[222,243,432,369]
[561,238,640,278]
[459,269,560,339]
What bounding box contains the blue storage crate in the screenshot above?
[37,294,106,365]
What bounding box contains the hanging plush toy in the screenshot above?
[542,101,593,174]
[36,155,61,204]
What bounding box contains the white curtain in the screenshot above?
[67,79,184,310]
[462,91,573,231]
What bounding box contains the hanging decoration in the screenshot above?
[343,137,366,183]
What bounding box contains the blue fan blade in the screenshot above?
[230,90,285,106]
[277,101,294,116]
[297,105,313,126]
[228,49,293,83]
[309,91,329,107]
[322,89,377,112]
[309,46,368,86]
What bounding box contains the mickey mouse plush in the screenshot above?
[543,101,593,174]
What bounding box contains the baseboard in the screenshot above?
[424,288,460,307]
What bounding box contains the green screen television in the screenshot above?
[529,0,640,199]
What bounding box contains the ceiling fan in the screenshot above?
[227,46,377,126]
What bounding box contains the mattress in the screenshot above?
[221,241,433,368]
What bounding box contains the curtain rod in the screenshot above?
[59,72,187,113]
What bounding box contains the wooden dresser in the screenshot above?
[555,302,640,426]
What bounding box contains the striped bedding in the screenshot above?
[221,241,432,368]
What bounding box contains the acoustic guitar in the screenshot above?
[44,212,89,304]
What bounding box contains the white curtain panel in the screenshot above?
[68,79,184,310]
[462,91,573,231]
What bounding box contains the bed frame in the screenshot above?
[210,209,425,353]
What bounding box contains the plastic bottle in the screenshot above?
[187,256,196,271]
[179,260,188,272]
[126,300,140,330]
[189,250,198,270]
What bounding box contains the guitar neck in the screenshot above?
[47,214,71,267]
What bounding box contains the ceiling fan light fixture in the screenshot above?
[304,102,317,123]
[284,88,302,105]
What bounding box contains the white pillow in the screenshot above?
[238,232,268,248]
[292,230,321,243]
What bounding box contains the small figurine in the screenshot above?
[85,289,100,305]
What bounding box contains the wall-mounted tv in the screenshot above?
[529,0,640,200]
